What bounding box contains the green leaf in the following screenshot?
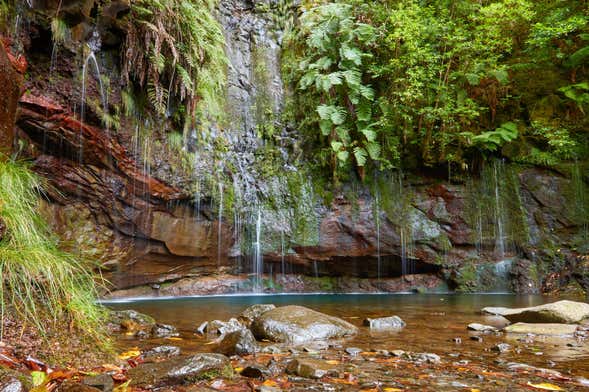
[366,142,381,159]
[568,46,589,67]
[492,69,509,85]
[361,128,377,142]
[466,73,480,86]
[359,85,374,101]
[331,107,347,125]
[319,119,332,136]
[330,141,343,152]
[317,104,334,120]
[356,104,372,122]
[341,45,362,65]
[343,69,361,87]
[353,146,367,166]
[31,371,47,387]
[336,150,349,162]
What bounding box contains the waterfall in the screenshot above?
[217,183,224,267]
[493,160,506,258]
[253,209,263,291]
[375,191,382,284]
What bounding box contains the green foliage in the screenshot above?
[0,158,107,345]
[50,17,69,44]
[287,3,381,176]
[122,0,227,123]
[284,0,589,178]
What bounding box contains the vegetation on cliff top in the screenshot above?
[284,0,589,180]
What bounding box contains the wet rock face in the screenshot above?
[503,323,579,336]
[0,41,24,154]
[127,354,232,388]
[251,305,358,344]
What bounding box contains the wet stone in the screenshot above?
[109,310,156,332]
[151,323,179,338]
[217,329,259,356]
[142,345,181,359]
[239,304,276,326]
[240,365,267,379]
[413,353,441,364]
[286,358,339,379]
[251,305,357,344]
[81,374,114,392]
[57,382,102,392]
[196,321,208,335]
[127,353,232,388]
[468,323,498,332]
[470,336,483,342]
[345,347,362,356]
[492,343,511,353]
[363,316,405,330]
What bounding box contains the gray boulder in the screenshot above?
[482,300,589,324]
[127,354,232,388]
[251,305,358,344]
[467,323,498,332]
[217,329,259,356]
[363,316,405,330]
[239,304,276,326]
[285,358,338,379]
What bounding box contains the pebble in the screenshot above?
[452,337,462,344]
[492,343,511,353]
[345,347,362,356]
[470,336,483,342]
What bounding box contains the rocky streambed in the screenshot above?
[3,295,589,391]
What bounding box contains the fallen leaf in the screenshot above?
[470,389,481,392]
[164,337,183,341]
[113,380,131,392]
[325,360,340,365]
[117,350,140,360]
[383,388,402,392]
[527,382,563,391]
[262,379,279,387]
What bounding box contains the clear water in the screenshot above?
[105,294,589,374]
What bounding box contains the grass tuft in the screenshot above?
[0,158,108,347]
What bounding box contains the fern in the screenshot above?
[123,0,228,122]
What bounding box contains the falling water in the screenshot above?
[374,191,382,284]
[280,230,286,276]
[313,260,319,278]
[81,46,106,124]
[253,209,263,291]
[493,160,506,258]
[217,183,224,267]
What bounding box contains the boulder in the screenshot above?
[57,382,102,392]
[239,304,276,326]
[206,318,244,335]
[127,354,232,388]
[0,41,23,154]
[216,329,259,356]
[482,300,589,324]
[363,316,405,330]
[503,323,579,336]
[285,358,338,379]
[251,305,357,344]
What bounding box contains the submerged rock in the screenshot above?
[251,305,358,344]
[492,343,511,353]
[142,346,181,359]
[0,368,30,392]
[363,316,405,330]
[503,323,579,336]
[81,374,114,392]
[482,300,589,324]
[109,310,156,332]
[216,329,259,356]
[467,323,497,332]
[127,354,232,388]
[57,382,102,392]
